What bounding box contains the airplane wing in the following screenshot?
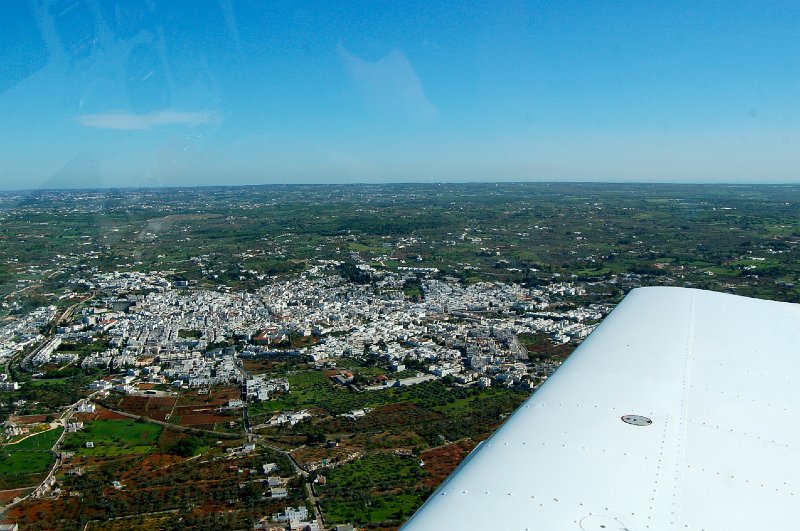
[402,287,800,531]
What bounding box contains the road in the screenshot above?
[0,394,90,514]
[59,291,96,322]
[107,396,328,528]
[82,509,180,531]
[93,402,241,439]
[2,385,327,528]
[18,291,96,372]
[19,336,56,372]
[254,437,327,529]
[234,352,327,530]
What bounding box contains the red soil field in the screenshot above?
[74,405,129,422]
[178,414,228,427]
[0,488,31,504]
[93,405,130,420]
[147,397,176,407]
[419,439,481,489]
[7,414,49,425]
[146,410,169,422]
[118,396,149,416]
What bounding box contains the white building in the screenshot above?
[0,381,20,392]
[273,506,308,522]
[77,402,96,413]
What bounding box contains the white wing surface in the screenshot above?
[402,287,800,531]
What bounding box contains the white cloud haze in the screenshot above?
[338,43,438,122]
[75,110,217,130]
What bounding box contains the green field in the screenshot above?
[279,372,523,415]
[320,453,428,525]
[61,419,162,457]
[0,427,63,489]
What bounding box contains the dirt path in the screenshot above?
[1,425,58,447]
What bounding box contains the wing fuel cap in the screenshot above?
[621,414,652,426]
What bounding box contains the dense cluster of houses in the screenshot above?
[2,265,607,408]
[0,306,56,365]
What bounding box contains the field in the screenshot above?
[298,387,524,527]
[115,396,149,417]
[419,438,483,489]
[0,487,32,505]
[3,184,800,313]
[6,442,296,530]
[61,419,162,457]
[75,405,130,422]
[111,388,243,431]
[7,414,50,425]
[518,332,576,362]
[319,452,428,527]
[0,427,63,490]
[142,397,176,422]
[173,405,233,429]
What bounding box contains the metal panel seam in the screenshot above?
[670,293,695,528]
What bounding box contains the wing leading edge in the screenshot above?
[402,287,800,531]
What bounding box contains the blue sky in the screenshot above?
[1,0,798,190]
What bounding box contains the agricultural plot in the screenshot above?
[113,395,178,422]
[260,379,526,445]
[141,396,176,422]
[115,396,149,417]
[0,427,63,490]
[419,439,481,489]
[175,407,232,429]
[319,452,428,526]
[75,405,129,422]
[113,392,239,431]
[7,443,294,529]
[61,419,162,457]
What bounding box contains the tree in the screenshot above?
[169,436,203,457]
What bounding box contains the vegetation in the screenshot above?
[403,278,424,301]
[518,332,576,362]
[320,452,428,525]
[0,427,63,489]
[0,374,94,423]
[253,370,526,432]
[61,419,163,457]
[168,436,204,457]
[3,184,800,306]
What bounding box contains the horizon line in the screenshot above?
[2,179,800,194]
